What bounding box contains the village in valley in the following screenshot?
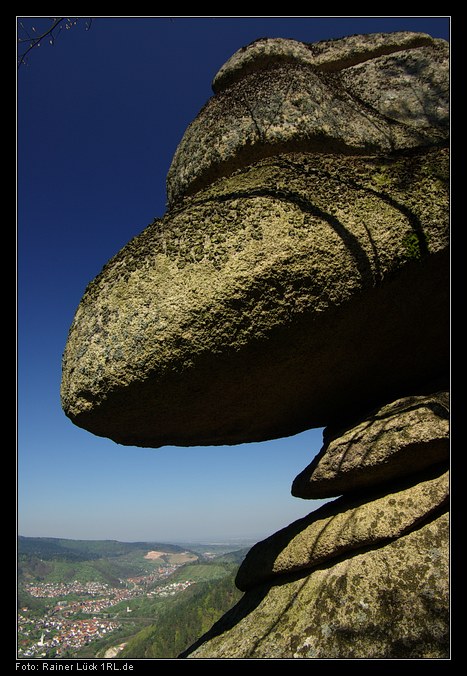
[17,559,196,658]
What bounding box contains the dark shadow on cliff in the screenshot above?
[292,392,450,498]
[189,184,379,288]
[178,491,448,658]
[238,460,448,591]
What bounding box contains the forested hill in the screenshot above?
[18,536,187,561]
[119,570,243,659]
[17,536,200,587]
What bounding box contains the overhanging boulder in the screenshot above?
[61,151,448,447]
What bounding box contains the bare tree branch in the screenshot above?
[17,17,93,69]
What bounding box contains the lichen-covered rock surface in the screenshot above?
[292,391,449,499]
[182,512,449,659]
[168,32,448,204]
[61,150,449,447]
[211,32,440,92]
[236,465,448,591]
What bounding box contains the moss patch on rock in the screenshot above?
[183,512,449,659]
[61,150,449,447]
[237,464,448,591]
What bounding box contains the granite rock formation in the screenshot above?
[168,33,448,206]
[292,391,449,498]
[182,512,449,659]
[236,464,448,592]
[61,31,449,448]
[183,394,449,658]
[61,31,449,658]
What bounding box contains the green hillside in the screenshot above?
[18,536,199,585]
[18,536,187,560]
[215,548,250,565]
[18,536,247,659]
[155,561,232,585]
[118,571,243,659]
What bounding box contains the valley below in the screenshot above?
[17,536,248,659]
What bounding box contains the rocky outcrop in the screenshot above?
[183,390,450,658]
[236,464,448,592]
[61,34,449,449]
[211,32,438,91]
[60,147,449,448]
[182,512,449,659]
[61,31,449,658]
[168,33,448,205]
[292,392,449,498]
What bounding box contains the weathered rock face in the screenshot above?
[183,512,449,659]
[211,32,442,91]
[168,33,448,205]
[183,388,450,658]
[292,392,449,499]
[236,465,448,592]
[61,148,449,447]
[61,31,449,659]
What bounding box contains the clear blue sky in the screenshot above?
[17,16,450,544]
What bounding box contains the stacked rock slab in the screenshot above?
[60,32,449,658]
[182,394,449,658]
